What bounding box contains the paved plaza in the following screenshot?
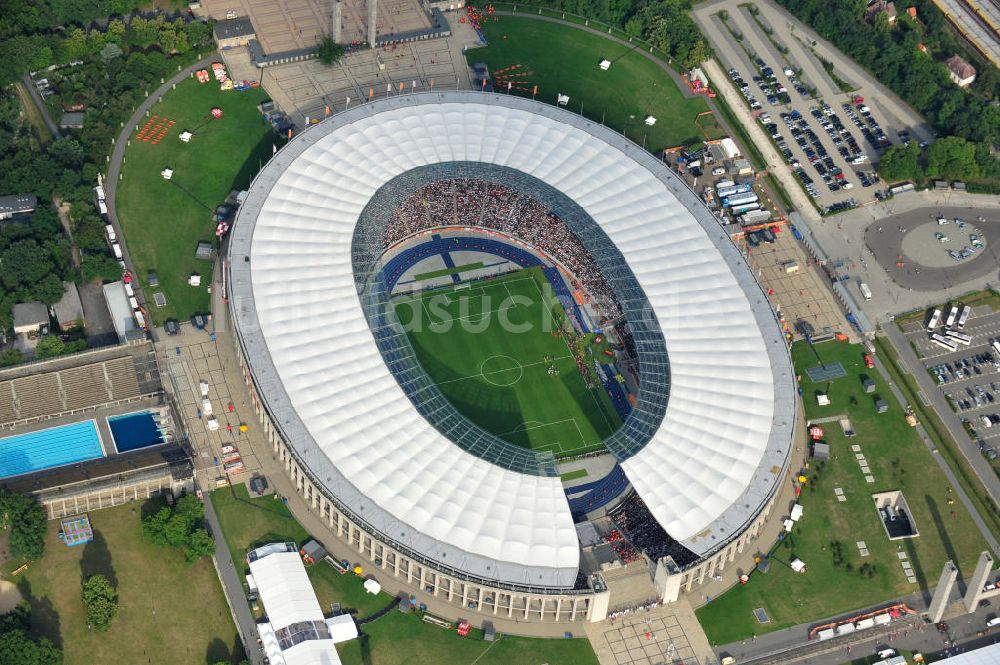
[742,225,850,336]
[864,206,1000,292]
[221,11,478,126]
[201,0,431,51]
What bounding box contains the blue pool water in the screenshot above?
[0,420,105,479]
[108,411,164,453]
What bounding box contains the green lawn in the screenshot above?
[116,78,278,325]
[2,499,244,665]
[696,339,990,645]
[395,268,620,457]
[470,17,710,151]
[209,484,389,618]
[337,611,599,665]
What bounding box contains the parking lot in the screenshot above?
[693,0,933,211]
[901,305,1000,452]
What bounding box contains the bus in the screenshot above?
[957,305,972,329]
[944,329,972,346]
[722,192,759,208]
[926,308,942,331]
[930,334,958,352]
[945,305,959,328]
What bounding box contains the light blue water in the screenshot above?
[0,420,104,479]
[108,411,164,453]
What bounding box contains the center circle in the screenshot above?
[480,355,524,387]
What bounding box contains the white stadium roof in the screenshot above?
[229,92,794,587]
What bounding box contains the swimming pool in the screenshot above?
[108,411,164,453]
[0,420,105,479]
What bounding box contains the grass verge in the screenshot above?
[209,484,599,665]
[209,484,390,618]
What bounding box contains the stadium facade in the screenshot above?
[227,92,796,624]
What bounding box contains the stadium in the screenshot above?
[227,91,795,624]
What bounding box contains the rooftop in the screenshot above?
[214,17,255,41]
[52,282,84,327]
[228,93,794,585]
[945,54,976,81]
[13,301,48,329]
[0,194,37,217]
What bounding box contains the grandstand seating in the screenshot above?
[0,356,143,425]
[105,356,141,398]
[382,178,623,319]
[566,464,630,517]
[382,235,542,290]
[609,492,699,567]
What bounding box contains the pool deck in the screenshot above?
[0,395,177,489]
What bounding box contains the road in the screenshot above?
[104,54,216,316]
[20,73,61,139]
[203,486,265,665]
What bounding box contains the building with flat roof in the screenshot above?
[0,194,37,221]
[214,17,255,49]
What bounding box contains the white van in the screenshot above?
[859,282,872,301]
[987,616,1000,628]
[112,243,123,260]
[982,415,993,428]
[105,224,116,242]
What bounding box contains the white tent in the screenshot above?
[325,614,358,643]
[363,578,381,595]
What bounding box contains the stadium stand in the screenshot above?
[0,355,144,425]
[609,492,699,567]
[382,235,542,290]
[566,463,630,516]
[382,178,624,320]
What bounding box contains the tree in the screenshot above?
[925,136,979,181]
[186,528,216,562]
[0,489,47,560]
[317,35,345,65]
[142,494,215,563]
[878,141,922,183]
[0,628,62,665]
[0,240,55,291]
[0,348,22,367]
[81,575,118,631]
[34,335,65,360]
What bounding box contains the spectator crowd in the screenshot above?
[609,492,698,566]
[382,178,623,319]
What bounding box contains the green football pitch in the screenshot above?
[393,268,621,457]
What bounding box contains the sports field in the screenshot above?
[116,77,277,325]
[469,15,712,151]
[394,268,620,457]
